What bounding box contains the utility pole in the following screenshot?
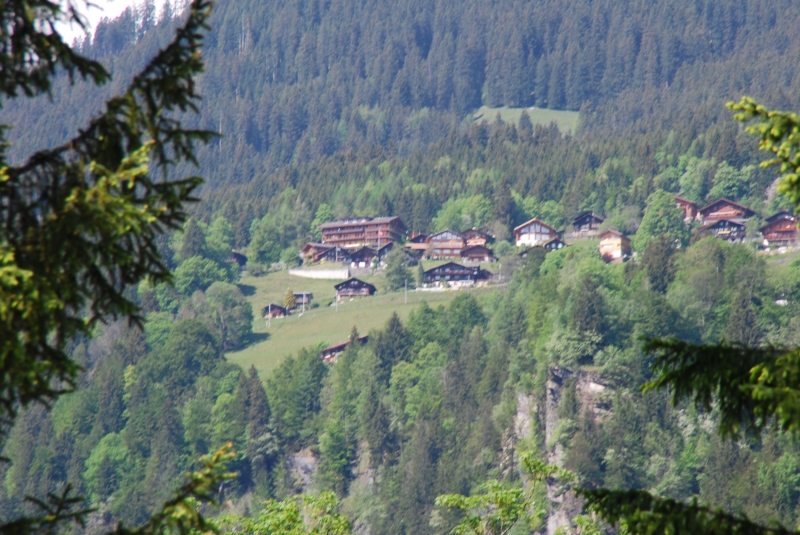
[404,278,407,304]
[268,304,271,328]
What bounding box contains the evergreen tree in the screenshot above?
[492,177,514,233]
[180,218,208,260]
[284,288,297,310]
[642,234,677,293]
[726,287,761,346]
[384,248,410,292]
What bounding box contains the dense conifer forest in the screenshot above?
[4,0,800,533]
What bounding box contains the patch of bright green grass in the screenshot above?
[227,269,490,379]
[472,106,579,135]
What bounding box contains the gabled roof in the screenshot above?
[598,228,627,240]
[460,244,495,256]
[409,233,429,243]
[543,238,568,248]
[573,211,605,225]
[760,217,798,233]
[302,242,332,252]
[766,211,795,223]
[461,227,495,239]
[428,229,464,241]
[350,246,377,258]
[514,217,558,233]
[334,278,377,291]
[674,195,698,207]
[424,261,478,274]
[698,198,755,218]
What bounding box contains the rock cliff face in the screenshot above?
[543,367,610,535]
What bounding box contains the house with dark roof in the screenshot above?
[320,335,369,363]
[698,198,755,223]
[760,213,797,246]
[319,216,406,248]
[572,212,604,237]
[460,245,496,263]
[461,228,495,247]
[425,230,466,259]
[262,304,287,318]
[334,278,377,301]
[422,262,491,286]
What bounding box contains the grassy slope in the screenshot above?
[227,268,489,378]
[473,106,580,135]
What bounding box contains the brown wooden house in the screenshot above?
[425,230,466,259]
[349,246,377,267]
[698,198,755,223]
[573,212,604,237]
[698,219,746,242]
[294,292,313,306]
[514,218,559,247]
[315,245,350,263]
[461,228,494,247]
[320,335,369,363]
[319,216,406,248]
[460,245,496,263]
[760,213,797,246]
[598,229,631,263]
[423,262,490,286]
[334,278,377,300]
[675,196,699,222]
[301,242,334,260]
[262,304,287,318]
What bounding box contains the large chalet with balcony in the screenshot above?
[318,216,406,248]
[698,219,746,242]
[760,212,798,247]
[424,230,466,259]
[334,278,377,301]
[422,262,491,287]
[698,198,755,223]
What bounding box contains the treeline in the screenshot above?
[3,0,800,185]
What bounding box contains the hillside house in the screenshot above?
[227,250,248,268]
[423,262,491,286]
[294,292,313,306]
[698,198,755,223]
[698,219,746,242]
[543,238,569,250]
[514,218,559,247]
[460,245,496,263]
[301,242,333,260]
[573,212,604,237]
[349,246,377,268]
[319,216,406,248]
[315,245,350,263]
[320,335,369,363]
[262,304,287,318]
[462,228,494,247]
[675,196,699,222]
[425,230,466,259]
[598,229,631,263]
[334,278,377,300]
[760,213,797,246]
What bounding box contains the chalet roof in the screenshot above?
[760,217,798,233]
[424,261,477,274]
[698,219,745,231]
[674,195,698,207]
[293,292,313,298]
[598,228,627,240]
[543,238,568,248]
[461,227,495,239]
[334,278,377,292]
[514,217,558,233]
[428,229,464,241]
[318,216,403,230]
[376,242,394,253]
[320,335,369,359]
[350,246,377,258]
[409,234,428,243]
[573,211,605,225]
[698,198,755,218]
[262,303,286,313]
[766,211,796,223]
[302,242,332,252]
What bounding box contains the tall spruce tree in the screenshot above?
[0,1,236,534]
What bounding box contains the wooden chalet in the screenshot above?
[320,335,369,363]
[425,229,466,259]
[573,212,604,237]
[334,278,377,300]
[375,242,394,262]
[460,245,496,263]
[319,216,406,248]
[315,245,350,263]
[462,228,494,247]
[262,304,287,319]
[349,246,377,268]
[514,218,559,247]
[423,262,490,286]
[598,229,631,263]
[675,196,699,222]
[543,238,569,250]
[697,219,745,242]
[698,198,755,223]
[294,292,313,305]
[409,233,428,243]
[301,242,333,260]
[760,214,797,246]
